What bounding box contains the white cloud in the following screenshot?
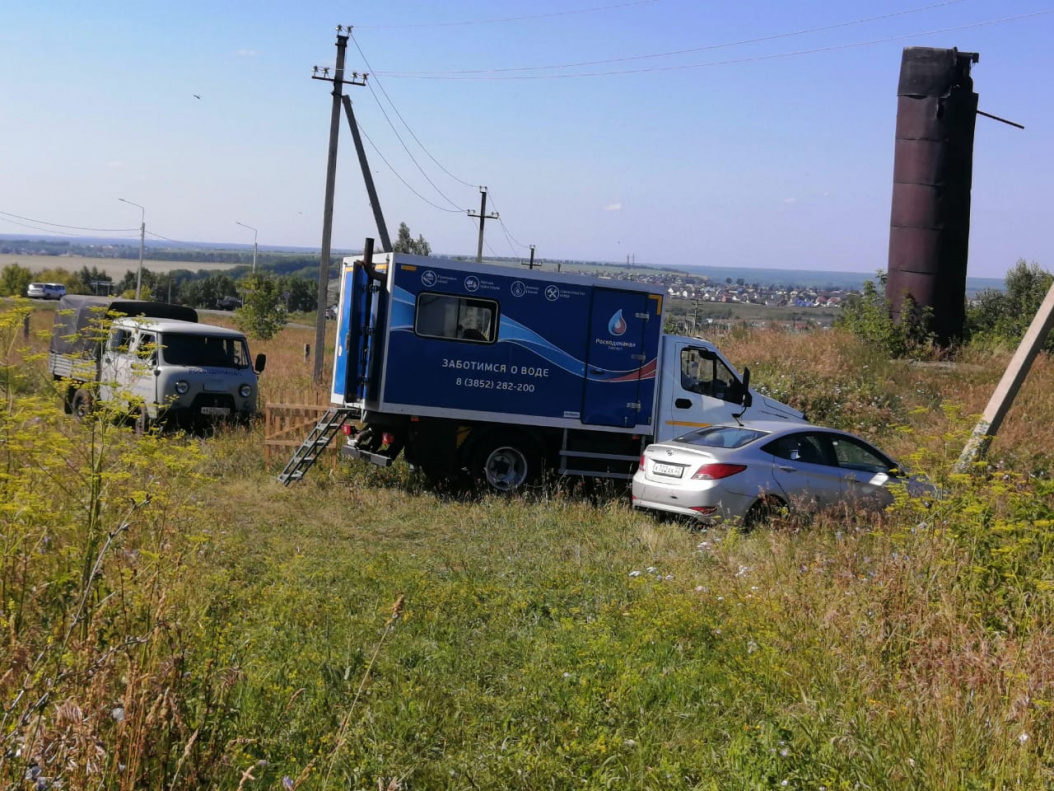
[237,49,258,57]
[107,161,124,170]
[783,198,797,205]
[604,202,622,212]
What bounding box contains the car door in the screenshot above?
[827,433,898,510]
[764,431,844,511]
[129,331,159,410]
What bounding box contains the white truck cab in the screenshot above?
[653,335,802,443]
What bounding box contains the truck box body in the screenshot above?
[332,253,665,434]
[331,251,803,489]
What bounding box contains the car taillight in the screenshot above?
[691,463,747,480]
[639,454,646,469]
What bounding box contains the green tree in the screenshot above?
[836,272,933,358]
[0,263,33,297]
[234,274,286,340]
[393,222,432,256]
[180,273,239,309]
[967,259,1054,351]
[276,275,318,313]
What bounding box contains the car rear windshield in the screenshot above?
[673,426,767,449]
[161,333,249,368]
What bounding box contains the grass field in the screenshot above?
[0,253,241,280]
[2,301,1054,789]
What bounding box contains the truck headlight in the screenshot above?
[239,384,253,398]
[174,380,190,395]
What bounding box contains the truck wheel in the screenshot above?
[472,435,539,493]
[71,387,94,421]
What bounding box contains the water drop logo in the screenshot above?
[608,310,628,336]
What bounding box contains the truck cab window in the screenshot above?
[107,328,132,353]
[134,333,158,364]
[680,348,740,403]
[415,293,497,344]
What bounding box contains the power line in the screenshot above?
[356,0,657,30]
[379,8,1054,80]
[350,33,477,189]
[357,123,464,213]
[0,216,140,240]
[485,193,531,254]
[0,209,138,233]
[382,0,966,77]
[361,77,465,210]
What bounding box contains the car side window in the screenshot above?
[134,333,158,364]
[830,436,893,474]
[764,432,837,467]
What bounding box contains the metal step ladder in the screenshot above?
[277,407,357,486]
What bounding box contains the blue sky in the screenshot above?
[1,1,1051,277]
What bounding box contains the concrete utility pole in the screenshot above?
[522,245,537,270]
[468,186,498,264]
[342,93,391,251]
[955,279,1054,471]
[310,26,350,383]
[118,198,145,299]
[235,221,258,273]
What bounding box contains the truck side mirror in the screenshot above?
[255,353,267,374]
[740,367,753,408]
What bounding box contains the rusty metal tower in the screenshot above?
[886,47,979,345]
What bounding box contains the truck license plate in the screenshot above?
[201,406,230,417]
[652,462,683,478]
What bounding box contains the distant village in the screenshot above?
[599,269,852,309]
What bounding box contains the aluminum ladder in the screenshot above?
[277,407,357,486]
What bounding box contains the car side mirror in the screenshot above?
[739,367,753,408]
[254,353,267,374]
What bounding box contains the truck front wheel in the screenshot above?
[471,434,540,493]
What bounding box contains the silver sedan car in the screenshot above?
[632,421,930,527]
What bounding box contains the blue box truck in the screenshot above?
[331,251,802,491]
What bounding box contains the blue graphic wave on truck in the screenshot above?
[389,286,654,382]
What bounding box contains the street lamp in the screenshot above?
[235,221,258,273]
[118,198,145,299]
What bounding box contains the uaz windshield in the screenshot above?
[161,333,250,368]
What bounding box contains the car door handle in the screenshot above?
[778,465,797,472]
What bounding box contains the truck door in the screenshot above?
[657,343,751,441]
[582,289,656,427]
[331,262,374,404]
[100,325,135,407]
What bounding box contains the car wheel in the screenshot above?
[471,434,539,493]
[71,387,94,421]
[743,496,784,531]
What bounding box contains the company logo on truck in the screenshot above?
[608,310,628,336]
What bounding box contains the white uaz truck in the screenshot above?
[49,295,266,431]
[330,250,802,491]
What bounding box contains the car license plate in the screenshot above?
[652,462,683,478]
[200,406,230,417]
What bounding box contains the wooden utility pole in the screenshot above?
[955,278,1054,471]
[468,186,498,263]
[310,26,350,383]
[522,245,537,270]
[342,93,391,252]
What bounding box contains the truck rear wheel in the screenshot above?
[71,387,94,421]
[471,433,540,493]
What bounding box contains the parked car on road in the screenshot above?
[632,421,933,528]
[27,282,66,300]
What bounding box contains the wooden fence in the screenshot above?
[264,402,337,465]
